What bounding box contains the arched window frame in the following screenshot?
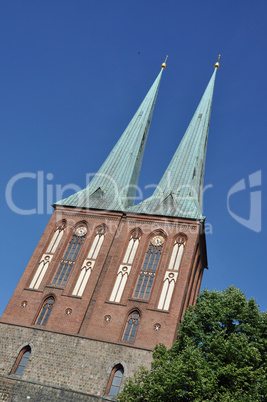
[122,310,140,343]
[52,223,88,287]
[72,224,107,297]
[46,221,66,254]
[157,233,187,311]
[133,231,166,300]
[110,228,142,303]
[35,296,55,326]
[29,221,66,290]
[106,364,124,397]
[168,234,187,272]
[10,345,31,376]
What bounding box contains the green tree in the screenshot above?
[118,287,267,401]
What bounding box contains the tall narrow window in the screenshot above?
[133,235,164,300]
[36,297,54,326]
[11,346,31,376]
[30,255,52,289]
[72,225,106,297]
[158,235,186,311]
[123,311,140,343]
[29,222,66,290]
[53,226,87,287]
[46,223,66,254]
[107,365,124,397]
[110,229,141,303]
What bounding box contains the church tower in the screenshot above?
[0,58,219,401]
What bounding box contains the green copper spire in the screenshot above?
[56,67,164,211]
[129,66,218,219]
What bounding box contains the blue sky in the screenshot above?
[0,0,266,317]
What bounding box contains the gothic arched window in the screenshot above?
[133,235,164,300]
[123,311,140,343]
[53,225,87,287]
[158,234,187,311]
[29,222,66,290]
[36,297,54,326]
[72,225,106,297]
[46,222,66,254]
[110,229,142,303]
[29,255,52,290]
[107,364,124,397]
[11,346,31,376]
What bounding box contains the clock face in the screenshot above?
[75,226,87,237]
[151,235,165,247]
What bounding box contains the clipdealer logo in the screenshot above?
[5,170,262,233]
[227,170,262,233]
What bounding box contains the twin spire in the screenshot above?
[56,57,219,220]
[130,67,218,219]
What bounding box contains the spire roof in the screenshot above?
[56,68,164,211]
[129,68,218,219]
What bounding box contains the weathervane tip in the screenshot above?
[161,55,168,69]
[214,54,221,69]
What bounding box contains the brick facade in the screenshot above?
[1,207,206,348]
[0,206,207,399]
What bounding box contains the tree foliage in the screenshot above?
[118,287,267,401]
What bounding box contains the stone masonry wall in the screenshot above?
[0,376,109,401]
[0,323,152,399]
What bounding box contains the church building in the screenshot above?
[0,57,220,401]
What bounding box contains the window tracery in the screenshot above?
[110,229,141,303]
[157,234,187,311]
[52,225,87,287]
[29,222,66,290]
[72,225,106,297]
[123,311,140,343]
[46,223,66,254]
[36,297,54,326]
[133,234,164,300]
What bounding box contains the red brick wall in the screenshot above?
[1,206,207,351]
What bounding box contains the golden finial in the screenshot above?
[214,54,221,69]
[161,55,168,69]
